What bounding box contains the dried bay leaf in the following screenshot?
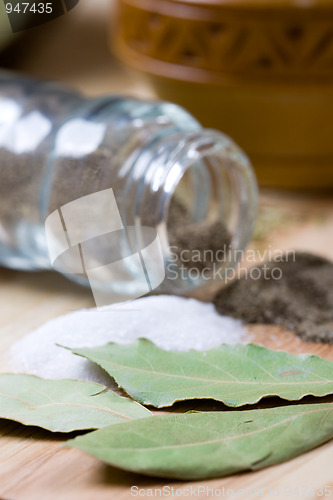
[0,374,151,432]
[70,340,333,408]
[66,403,333,480]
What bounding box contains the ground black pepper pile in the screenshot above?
[214,252,333,343]
[167,197,231,272]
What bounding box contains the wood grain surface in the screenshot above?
[0,1,332,498]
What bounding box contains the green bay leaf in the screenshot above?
[66,403,333,480]
[0,374,151,432]
[70,340,333,408]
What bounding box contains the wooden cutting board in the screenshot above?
[0,192,332,500]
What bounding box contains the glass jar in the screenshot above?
[0,71,257,305]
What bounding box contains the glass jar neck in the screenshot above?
[130,128,258,295]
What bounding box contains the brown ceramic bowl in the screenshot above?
[113,0,333,189]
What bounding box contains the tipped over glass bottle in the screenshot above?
[0,71,257,305]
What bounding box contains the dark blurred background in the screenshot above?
[0,0,154,97]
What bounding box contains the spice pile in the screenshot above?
[214,252,333,343]
[9,296,246,382]
[167,197,231,272]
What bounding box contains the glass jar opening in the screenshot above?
[156,130,258,294]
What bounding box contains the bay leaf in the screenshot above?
[70,340,333,408]
[66,403,333,480]
[0,374,151,432]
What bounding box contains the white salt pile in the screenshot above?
[9,295,246,385]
